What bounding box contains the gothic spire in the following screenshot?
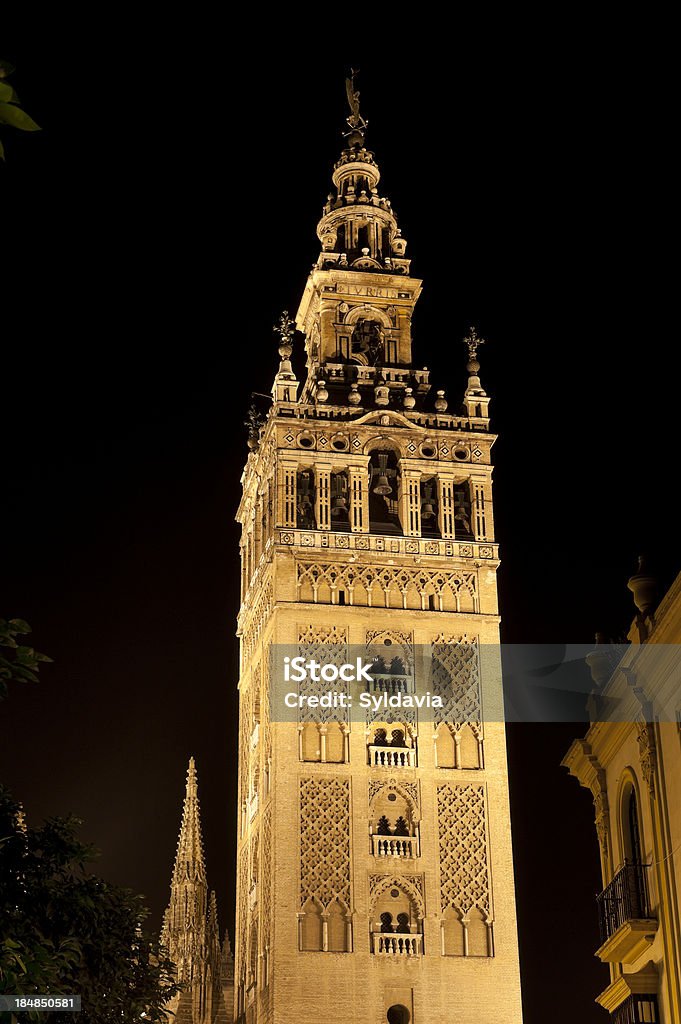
[162,759,231,1022]
[171,756,207,887]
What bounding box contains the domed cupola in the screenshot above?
[315,72,410,274]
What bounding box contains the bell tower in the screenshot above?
[234,74,523,1024]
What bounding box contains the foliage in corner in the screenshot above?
[0,59,41,161]
[0,787,180,1022]
[0,618,52,701]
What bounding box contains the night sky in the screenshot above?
[1,44,676,1024]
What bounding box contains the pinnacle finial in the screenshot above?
[627,555,658,615]
[463,326,485,368]
[344,68,368,144]
[187,756,198,795]
[170,756,206,885]
[274,310,295,359]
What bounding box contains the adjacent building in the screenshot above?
[564,562,681,1022]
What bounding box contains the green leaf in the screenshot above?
[0,103,41,131]
[9,618,32,633]
[0,82,16,102]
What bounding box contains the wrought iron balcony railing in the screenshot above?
[597,861,652,945]
[611,993,659,1024]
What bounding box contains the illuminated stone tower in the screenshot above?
[234,76,524,1024]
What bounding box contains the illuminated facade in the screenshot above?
[234,79,524,1024]
[564,562,681,1023]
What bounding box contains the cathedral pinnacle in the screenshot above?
[274,311,295,362]
[462,326,490,419]
[171,756,206,886]
[271,309,299,404]
[162,759,234,1023]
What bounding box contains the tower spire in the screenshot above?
[162,758,233,1022]
[462,326,490,421]
[171,755,206,886]
[271,310,299,404]
[310,75,409,289]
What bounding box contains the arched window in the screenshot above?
[300,898,323,951]
[327,899,347,952]
[356,224,370,252]
[380,912,394,933]
[330,471,350,532]
[369,450,402,535]
[370,784,420,858]
[454,483,473,539]
[352,318,384,364]
[387,1006,411,1024]
[620,779,649,921]
[420,478,440,537]
[625,785,644,865]
[296,471,316,530]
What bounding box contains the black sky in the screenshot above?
[1,41,677,1024]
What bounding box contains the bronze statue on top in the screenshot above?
[345,68,368,141]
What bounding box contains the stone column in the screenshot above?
[438,474,455,538]
[348,464,369,533]
[400,470,421,537]
[280,461,297,528]
[315,462,332,531]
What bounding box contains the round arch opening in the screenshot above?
[387,1006,411,1024]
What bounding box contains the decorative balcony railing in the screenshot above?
[371,932,423,956]
[277,528,496,561]
[611,994,659,1024]
[371,834,419,859]
[368,745,416,768]
[597,862,652,944]
[369,672,411,696]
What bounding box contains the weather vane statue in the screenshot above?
[344,68,368,141]
[463,326,485,362]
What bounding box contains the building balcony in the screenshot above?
[278,527,496,562]
[369,672,411,696]
[368,745,416,768]
[371,834,419,859]
[371,931,423,956]
[611,994,660,1023]
[596,862,657,964]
